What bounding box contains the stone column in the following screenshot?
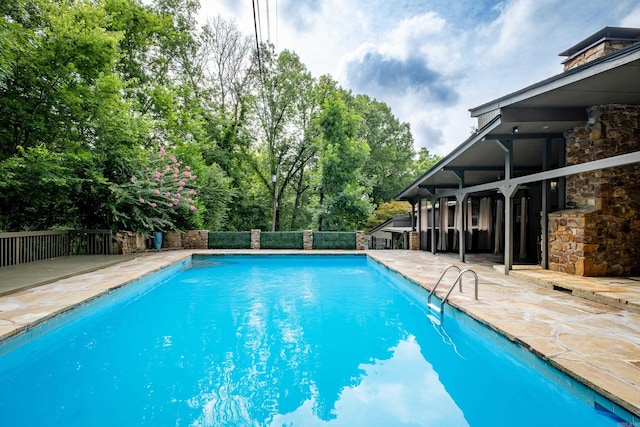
[409,231,420,251]
[303,230,313,250]
[251,229,261,250]
[356,231,366,250]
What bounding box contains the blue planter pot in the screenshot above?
[153,232,163,250]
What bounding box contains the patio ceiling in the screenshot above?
[396,42,640,201]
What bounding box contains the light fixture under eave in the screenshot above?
[512,126,519,134]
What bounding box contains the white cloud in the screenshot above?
[621,5,640,27]
[197,0,640,156]
[268,336,468,426]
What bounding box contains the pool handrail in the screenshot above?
[427,265,479,315]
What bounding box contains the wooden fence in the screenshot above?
[0,230,113,268]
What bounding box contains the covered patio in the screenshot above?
[396,27,640,275]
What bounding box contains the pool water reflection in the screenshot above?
[0,255,622,426]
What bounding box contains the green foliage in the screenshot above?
[194,162,232,231]
[411,147,441,179]
[313,92,373,231]
[312,232,356,250]
[366,201,412,231]
[0,145,108,230]
[249,47,318,231]
[0,1,422,234]
[208,231,251,249]
[260,232,304,249]
[350,94,416,203]
[108,146,198,233]
[0,0,123,158]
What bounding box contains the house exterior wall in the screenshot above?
[549,104,640,276]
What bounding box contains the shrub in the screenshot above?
[208,232,251,249]
[260,232,304,249]
[312,232,355,250]
[208,231,251,249]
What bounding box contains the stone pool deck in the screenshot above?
[0,249,639,425]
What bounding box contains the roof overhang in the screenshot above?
[381,227,413,233]
[395,42,640,202]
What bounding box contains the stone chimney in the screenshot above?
[559,27,640,71]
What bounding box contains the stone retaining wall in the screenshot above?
[164,231,182,249]
[114,230,208,253]
[182,230,208,249]
[113,231,147,254]
[114,230,367,253]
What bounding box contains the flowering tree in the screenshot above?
[109,146,198,233]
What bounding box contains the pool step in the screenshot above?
[427,302,442,313]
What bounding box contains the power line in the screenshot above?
[266,0,271,43]
[255,0,263,45]
[252,0,263,74]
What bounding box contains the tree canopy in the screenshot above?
[0,0,440,233]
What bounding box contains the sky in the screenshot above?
[198,0,640,157]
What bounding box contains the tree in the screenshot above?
[249,47,317,231]
[108,145,199,233]
[0,0,122,159]
[0,145,109,230]
[365,201,412,231]
[411,147,441,179]
[349,94,416,204]
[313,92,372,231]
[0,0,421,234]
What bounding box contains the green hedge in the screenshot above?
[312,232,356,250]
[208,232,251,249]
[260,231,304,249]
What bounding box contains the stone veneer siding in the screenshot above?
[563,40,637,71]
[548,104,640,276]
[409,231,420,251]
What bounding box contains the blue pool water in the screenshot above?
[0,255,623,426]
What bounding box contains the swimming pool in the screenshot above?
[0,255,624,426]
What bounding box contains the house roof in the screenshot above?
[558,26,640,58]
[395,37,640,202]
[381,226,413,234]
[369,216,411,234]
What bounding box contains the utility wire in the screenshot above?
[252,0,263,77]
[256,0,263,44]
[266,0,271,42]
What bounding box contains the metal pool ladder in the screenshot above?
[427,265,479,316]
